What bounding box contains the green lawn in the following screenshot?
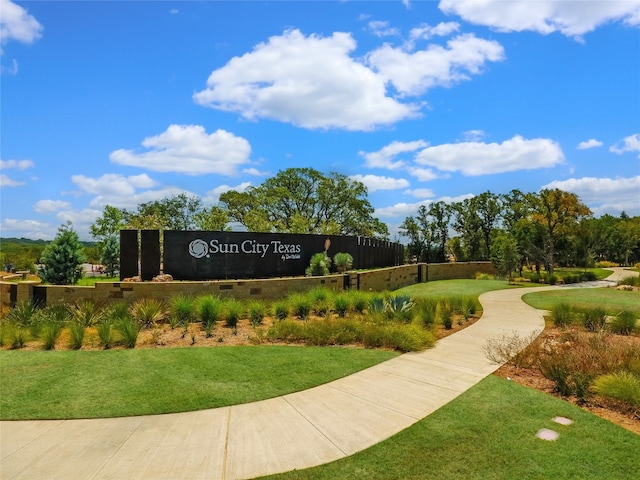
[553,267,614,281]
[523,288,640,315]
[0,346,397,419]
[397,278,518,298]
[261,375,640,480]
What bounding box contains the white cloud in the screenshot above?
[0,218,54,240]
[359,140,428,170]
[1,158,34,169]
[242,167,268,176]
[203,182,253,204]
[439,0,640,38]
[415,135,564,175]
[375,200,431,218]
[0,174,25,187]
[405,166,441,182]
[71,173,158,196]
[34,199,72,214]
[0,0,43,53]
[404,188,436,199]
[461,129,486,142]
[193,29,419,131]
[368,20,400,37]
[577,138,603,150]
[110,124,252,175]
[609,133,640,157]
[87,186,195,212]
[350,174,410,192]
[542,176,640,216]
[409,22,460,40]
[367,33,504,96]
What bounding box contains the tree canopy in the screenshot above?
[219,168,389,237]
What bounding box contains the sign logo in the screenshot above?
[188,239,210,259]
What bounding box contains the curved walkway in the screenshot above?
[1,268,636,480]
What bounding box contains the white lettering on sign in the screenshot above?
[188,238,302,260]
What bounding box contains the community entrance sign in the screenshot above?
[120,230,404,281]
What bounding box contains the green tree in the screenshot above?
[193,206,229,231]
[530,189,592,273]
[400,202,451,263]
[90,205,127,242]
[39,223,86,285]
[100,235,120,276]
[491,233,520,283]
[127,194,204,231]
[451,198,483,260]
[219,168,389,238]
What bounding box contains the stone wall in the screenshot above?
[1,262,495,308]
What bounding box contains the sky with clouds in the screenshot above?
[1,0,639,241]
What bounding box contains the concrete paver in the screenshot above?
[1,268,636,479]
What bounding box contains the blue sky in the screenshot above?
[1,0,639,241]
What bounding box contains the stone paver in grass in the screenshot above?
[553,416,573,426]
[536,428,560,441]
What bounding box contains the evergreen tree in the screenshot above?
[39,223,86,285]
[100,235,120,276]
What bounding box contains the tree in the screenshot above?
[474,191,503,259]
[193,206,229,231]
[451,198,483,260]
[90,205,127,243]
[39,223,86,285]
[127,194,204,231]
[399,202,451,263]
[219,168,389,238]
[100,235,120,276]
[491,233,520,283]
[530,189,591,273]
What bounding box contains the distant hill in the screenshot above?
[1,238,96,247]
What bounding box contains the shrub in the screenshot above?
[96,319,115,349]
[289,293,312,320]
[306,252,331,276]
[582,307,607,332]
[129,298,166,328]
[7,324,28,349]
[117,318,140,348]
[224,299,243,332]
[545,274,558,285]
[539,356,573,396]
[273,300,289,321]
[414,298,438,328]
[170,295,196,327]
[610,310,637,335]
[368,295,386,315]
[7,301,38,328]
[248,300,267,327]
[438,300,453,330]
[333,294,350,318]
[68,301,101,327]
[461,295,478,319]
[592,371,640,407]
[580,271,597,282]
[198,295,222,337]
[550,303,574,327]
[308,286,331,304]
[596,260,619,268]
[619,276,640,287]
[40,322,63,350]
[346,290,368,314]
[483,330,540,368]
[333,252,353,272]
[68,321,86,350]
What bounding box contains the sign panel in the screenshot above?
[163,231,360,280]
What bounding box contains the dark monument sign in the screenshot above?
[120,230,404,281]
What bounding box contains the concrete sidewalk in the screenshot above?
[1,269,635,480]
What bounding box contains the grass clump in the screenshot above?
[592,371,640,407]
[610,310,638,335]
[224,299,243,333]
[550,302,574,327]
[581,306,607,332]
[198,295,222,337]
[289,293,312,320]
[169,295,196,328]
[68,321,86,350]
[272,300,289,321]
[129,298,166,329]
[248,300,267,327]
[40,322,63,350]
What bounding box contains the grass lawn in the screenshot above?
[76,276,119,286]
[0,346,397,419]
[523,288,640,315]
[553,267,613,281]
[261,375,640,480]
[396,278,518,298]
